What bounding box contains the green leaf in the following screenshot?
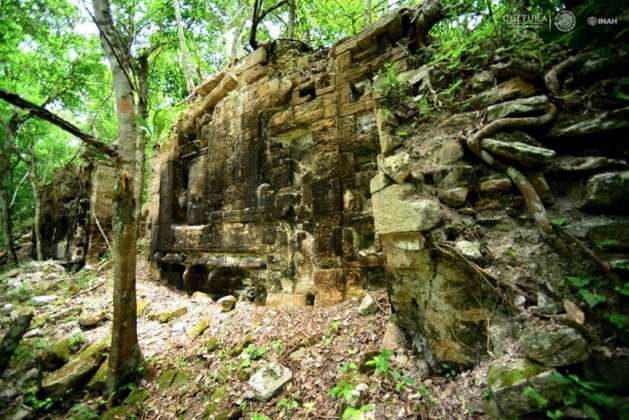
[523,386,548,409]
[550,217,567,227]
[582,403,600,420]
[614,283,629,297]
[578,290,607,308]
[567,276,590,289]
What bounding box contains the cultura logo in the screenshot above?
[554,10,576,32]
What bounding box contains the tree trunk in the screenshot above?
[0,115,20,265]
[0,313,32,374]
[92,0,141,397]
[173,0,195,93]
[28,143,43,261]
[287,0,296,38]
[364,0,372,27]
[134,56,149,239]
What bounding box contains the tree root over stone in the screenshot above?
[463,53,618,284]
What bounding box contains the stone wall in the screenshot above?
[36,161,114,269]
[146,9,425,305]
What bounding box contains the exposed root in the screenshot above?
[463,51,617,283]
[544,52,591,97]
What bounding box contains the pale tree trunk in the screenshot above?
[27,143,43,261]
[228,25,243,62]
[134,56,149,238]
[173,0,195,93]
[1,115,20,265]
[287,0,296,38]
[92,0,141,398]
[364,0,372,27]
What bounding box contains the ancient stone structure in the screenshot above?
[147,6,629,396]
[146,11,423,306]
[36,161,114,269]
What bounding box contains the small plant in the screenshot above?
[608,313,629,331]
[578,289,607,308]
[523,386,548,409]
[550,217,568,227]
[174,356,188,368]
[271,339,284,354]
[251,414,271,420]
[277,393,300,418]
[339,361,358,373]
[342,404,372,420]
[391,370,416,392]
[324,320,342,345]
[68,333,84,351]
[417,383,434,404]
[365,349,392,375]
[69,403,99,420]
[24,386,53,412]
[375,62,408,108]
[245,343,268,360]
[330,381,358,406]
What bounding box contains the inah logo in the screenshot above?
[554,10,576,32]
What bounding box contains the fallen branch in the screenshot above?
[0,312,33,374]
[0,88,118,159]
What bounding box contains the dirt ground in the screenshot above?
[0,259,488,419]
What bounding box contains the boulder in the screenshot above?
[457,77,537,111]
[217,295,237,312]
[369,171,391,194]
[358,294,378,316]
[247,362,292,401]
[549,155,627,173]
[42,338,109,398]
[455,240,482,261]
[79,311,108,329]
[583,171,629,212]
[372,184,441,234]
[38,338,73,370]
[479,177,512,193]
[485,360,568,419]
[439,187,468,208]
[191,291,213,303]
[481,138,555,167]
[32,295,57,306]
[148,306,188,323]
[486,95,549,122]
[87,357,108,393]
[519,326,589,367]
[378,152,411,184]
[382,321,407,351]
[189,319,209,338]
[552,105,629,137]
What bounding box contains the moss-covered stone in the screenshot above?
[487,358,546,389]
[206,337,221,353]
[189,319,209,338]
[147,306,188,323]
[39,338,72,370]
[136,299,148,315]
[123,388,149,406]
[87,356,108,393]
[157,368,178,388]
[41,337,109,398]
[227,336,253,357]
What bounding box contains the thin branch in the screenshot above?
[0,88,118,158]
[9,171,29,208]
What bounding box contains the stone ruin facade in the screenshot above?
[146,5,629,392]
[37,160,115,269]
[146,12,419,306]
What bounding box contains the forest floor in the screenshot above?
[0,259,489,419]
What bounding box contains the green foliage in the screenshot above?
[271,339,284,354]
[375,63,408,108]
[342,404,372,420]
[550,218,568,227]
[578,290,607,308]
[251,414,271,420]
[523,386,548,409]
[329,380,357,405]
[339,362,358,373]
[567,276,590,288]
[69,403,99,420]
[244,343,268,360]
[391,369,416,392]
[365,349,392,375]
[277,393,300,418]
[608,313,629,331]
[614,283,629,297]
[24,386,53,412]
[550,372,629,419]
